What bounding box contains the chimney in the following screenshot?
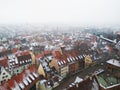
[60,46,65,54]
[113,59,115,63]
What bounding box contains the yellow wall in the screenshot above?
[85,55,92,67]
[38,64,46,77]
[49,58,60,73]
[75,61,79,71]
[29,51,36,64]
[60,65,69,78]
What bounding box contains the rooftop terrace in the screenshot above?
[97,72,120,88]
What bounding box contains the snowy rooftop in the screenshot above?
[74,76,83,83]
[106,59,120,67]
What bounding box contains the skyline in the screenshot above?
[0,0,120,25]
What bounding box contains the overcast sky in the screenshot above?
[0,0,120,25]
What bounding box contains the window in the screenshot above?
[3,73,5,75]
[2,76,5,79]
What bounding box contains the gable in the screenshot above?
[0,67,11,82]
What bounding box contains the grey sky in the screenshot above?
[0,0,120,25]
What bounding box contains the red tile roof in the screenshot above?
[29,65,36,73]
[36,53,43,59]
[52,51,62,58]
[0,86,7,90]
[43,50,51,56]
[11,48,18,53]
[21,51,29,56]
[0,57,8,67]
[7,77,16,89]
[2,48,7,52]
[15,50,30,57]
[0,65,39,90]
[14,72,24,84]
[54,50,80,66]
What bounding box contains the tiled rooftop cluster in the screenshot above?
[0,47,38,90]
[0,65,39,90]
[0,26,120,90]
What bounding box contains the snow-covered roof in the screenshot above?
[100,35,116,43]
[106,59,120,67]
[40,79,47,84]
[74,76,83,83]
[115,41,120,50]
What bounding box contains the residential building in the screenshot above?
[50,50,85,78]
[65,76,100,90]
[106,59,120,78]
[84,55,92,68]
[0,65,40,90]
[0,67,11,84]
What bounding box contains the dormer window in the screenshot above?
[30,59,32,62]
[12,59,14,62]
[70,57,73,62]
[19,83,25,89]
[29,74,35,80]
[2,76,5,79]
[58,61,61,66]
[23,79,29,86]
[20,61,22,64]
[73,57,75,61]
[26,77,32,83]
[81,56,83,59]
[61,61,63,65]
[10,63,12,66]
[5,67,8,70]
[33,72,38,78]
[67,58,70,62]
[9,59,12,62]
